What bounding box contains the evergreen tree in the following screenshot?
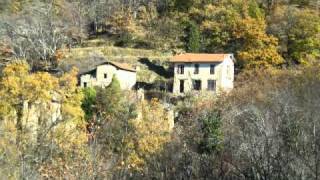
[81,87,96,122]
[186,21,201,52]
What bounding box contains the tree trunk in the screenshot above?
[15,102,24,145]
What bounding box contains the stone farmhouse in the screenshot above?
[80,61,136,90]
[170,53,235,94]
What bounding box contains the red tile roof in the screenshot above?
[171,53,230,63]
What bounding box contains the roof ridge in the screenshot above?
[107,61,136,72]
[171,53,232,63]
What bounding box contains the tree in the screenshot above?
[267,5,320,65]
[219,65,320,179]
[193,1,283,69]
[185,21,201,52]
[95,75,122,119]
[173,0,201,12]
[199,111,223,154]
[235,17,284,69]
[131,95,223,179]
[124,99,171,174]
[0,1,72,70]
[0,61,58,143]
[0,61,90,178]
[81,87,97,122]
[287,9,320,64]
[92,76,136,160]
[81,76,136,179]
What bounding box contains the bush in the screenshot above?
[114,32,134,47]
[144,90,172,102]
[81,87,96,122]
[199,111,223,154]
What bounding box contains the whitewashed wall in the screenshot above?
[172,55,234,94]
[115,69,137,90]
[80,64,136,90]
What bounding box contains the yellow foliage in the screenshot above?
[110,10,137,34]
[59,67,85,122]
[235,17,284,69]
[125,99,171,171]
[26,72,59,101]
[0,61,88,178]
[0,61,59,104]
[196,2,283,70]
[2,61,29,76]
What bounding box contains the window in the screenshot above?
[194,64,199,74]
[192,80,201,91]
[210,64,215,74]
[83,82,87,88]
[91,69,97,78]
[180,80,185,93]
[207,80,216,91]
[177,64,184,74]
[104,73,107,79]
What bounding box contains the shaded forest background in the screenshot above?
[0,0,320,179]
[0,0,319,70]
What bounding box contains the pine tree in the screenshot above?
[186,21,201,53]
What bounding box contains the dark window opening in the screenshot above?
[91,69,97,78]
[207,80,216,91]
[193,80,201,91]
[83,82,87,88]
[180,80,185,93]
[210,64,215,74]
[104,73,107,79]
[177,65,185,74]
[194,64,199,74]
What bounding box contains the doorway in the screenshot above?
[180,80,184,93]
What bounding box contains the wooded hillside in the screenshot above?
[0,0,320,179]
[1,0,319,70]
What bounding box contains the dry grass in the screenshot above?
[59,46,172,83]
[62,46,171,63]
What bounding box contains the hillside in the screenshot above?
[59,45,173,84]
[0,0,319,179]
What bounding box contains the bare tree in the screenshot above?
[221,67,320,179]
[0,1,70,70]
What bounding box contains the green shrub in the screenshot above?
[199,111,223,154]
[115,32,134,47]
[81,87,97,122]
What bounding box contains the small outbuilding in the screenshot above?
[80,61,136,90]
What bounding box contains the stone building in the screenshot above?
[80,61,136,90]
[170,53,235,94]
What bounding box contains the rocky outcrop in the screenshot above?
[20,99,62,143]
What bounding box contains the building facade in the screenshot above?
[171,53,234,94]
[80,61,136,90]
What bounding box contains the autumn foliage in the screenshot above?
[0,61,88,179]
